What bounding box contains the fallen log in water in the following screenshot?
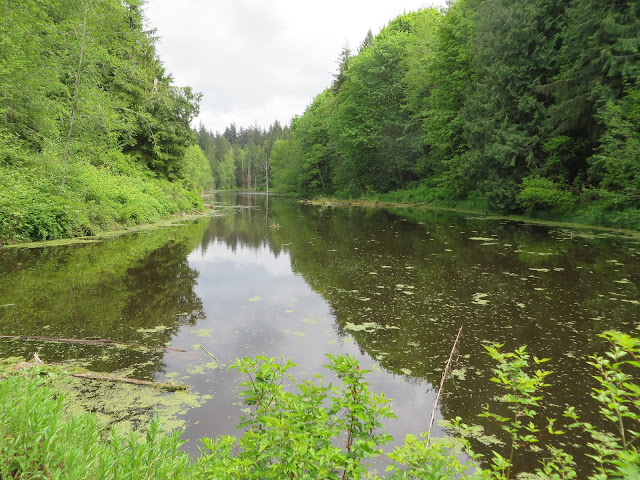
[4,353,187,391]
[71,372,187,391]
[0,335,187,353]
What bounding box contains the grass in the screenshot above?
[333,185,640,235]
[0,373,195,479]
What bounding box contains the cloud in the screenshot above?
[145,0,445,133]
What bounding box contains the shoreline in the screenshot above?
[1,208,220,249]
[4,192,638,249]
[301,197,640,238]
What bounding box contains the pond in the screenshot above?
[1,192,638,475]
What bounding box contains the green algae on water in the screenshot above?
[52,374,212,436]
[192,329,214,338]
[344,321,380,332]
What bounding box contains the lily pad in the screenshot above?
[344,322,380,332]
[472,293,489,306]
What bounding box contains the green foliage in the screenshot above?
[196,122,290,192]
[590,87,640,207]
[478,344,562,480]
[330,14,423,196]
[385,434,477,479]
[269,138,300,193]
[0,158,201,243]
[0,0,204,243]
[266,1,639,229]
[414,0,476,178]
[517,176,575,212]
[290,90,335,195]
[197,354,396,479]
[181,144,214,192]
[0,374,193,479]
[136,85,201,180]
[565,330,640,480]
[2,334,640,478]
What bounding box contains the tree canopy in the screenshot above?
[268,1,640,228]
[0,0,208,243]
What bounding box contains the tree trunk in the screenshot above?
[265,153,269,193]
[64,0,89,165]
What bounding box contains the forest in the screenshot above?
[3,0,639,243]
[0,0,212,243]
[198,0,640,230]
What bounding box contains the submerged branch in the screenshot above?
[0,335,187,353]
[71,372,187,391]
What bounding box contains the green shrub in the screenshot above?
[0,158,202,243]
[197,354,395,479]
[517,176,575,212]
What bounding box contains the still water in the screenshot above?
[1,192,638,474]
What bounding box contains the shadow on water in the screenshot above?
[1,192,639,475]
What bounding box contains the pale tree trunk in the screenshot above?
[247,155,252,191]
[64,0,89,165]
[265,152,269,193]
[241,155,244,188]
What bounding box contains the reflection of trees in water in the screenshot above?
[0,221,208,380]
[199,195,287,259]
[199,195,638,476]
[122,241,205,332]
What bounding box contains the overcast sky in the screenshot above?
[144,0,447,134]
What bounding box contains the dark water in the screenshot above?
[1,192,638,474]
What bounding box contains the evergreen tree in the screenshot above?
[459,0,563,210]
[223,123,238,145]
[358,29,374,53]
[549,0,640,200]
[330,44,353,94]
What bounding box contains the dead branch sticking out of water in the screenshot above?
[71,372,187,391]
[0,335,187,353]
[426,325,463,448]
[199,345,220,365]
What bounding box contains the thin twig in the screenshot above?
[426,326,463,448]
[200,345,220,365]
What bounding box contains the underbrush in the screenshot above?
[378,184,640,231]
[1,330,638,479]
[0,155,202,244]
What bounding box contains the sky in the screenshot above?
[144,0,447,134]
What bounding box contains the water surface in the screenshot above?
[1,192,638,475]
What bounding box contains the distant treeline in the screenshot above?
[0,0,211,242]
[220,1,638,228]
[196,122,291,191]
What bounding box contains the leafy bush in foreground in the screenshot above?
[1,330,638,478]
[197,354,396,479]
